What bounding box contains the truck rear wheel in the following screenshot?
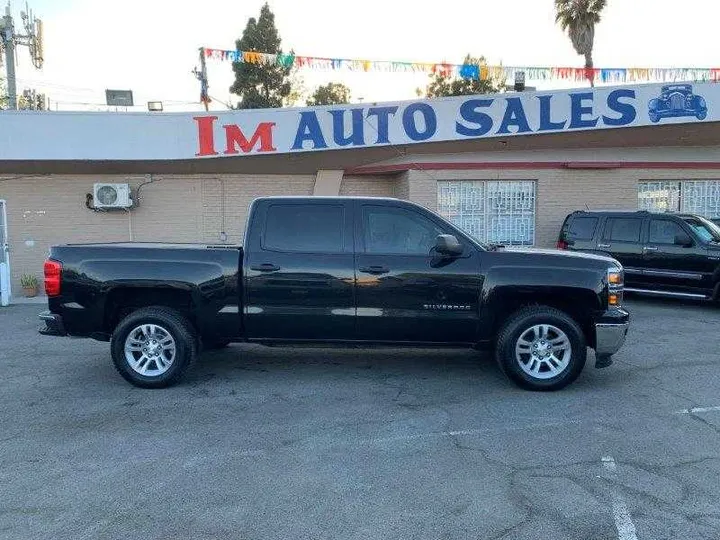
[495,306,586,391]
[110,307,197,388]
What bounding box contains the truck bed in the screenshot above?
[47,243,243,341]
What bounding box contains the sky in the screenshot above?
[9,0,720,111]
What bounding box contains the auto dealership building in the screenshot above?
[1,81,720,301]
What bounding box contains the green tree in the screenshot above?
[284,70,307,107]
[423,55,502,98]
[0,79,8,109]
[555,0,607,87]
[306,82,351,106]
[230,3,293,109]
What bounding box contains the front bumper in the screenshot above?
[595,321,629,356]
[39,311,67,336]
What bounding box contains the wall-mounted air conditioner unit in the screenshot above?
[93,183,133,209]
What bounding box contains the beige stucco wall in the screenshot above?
[0,173,397,293]
[407,168,720,247]
[339,175,397,197]
[1,174,315,293]
[3,167,720,297]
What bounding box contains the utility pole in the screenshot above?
[1,5,16,109]
[193,47,210,111]
[0,2,43,111]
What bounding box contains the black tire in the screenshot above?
[495,305,586,391]
[110,307,197,388]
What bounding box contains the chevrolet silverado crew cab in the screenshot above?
[558,210,720,301]
[40,197,629,391]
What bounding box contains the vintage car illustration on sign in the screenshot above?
[648,84,708,122]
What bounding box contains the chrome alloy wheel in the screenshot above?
[124,324,176,376]
[514,324,572,379]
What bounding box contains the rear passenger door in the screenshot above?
[243,200,356,341]
[597,216,646,280]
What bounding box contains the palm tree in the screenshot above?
[555,0,607,87]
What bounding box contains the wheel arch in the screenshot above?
[104,286,196,335]
[486,287,599,349]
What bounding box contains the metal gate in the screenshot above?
[638,180,720,219]
[0,200,10,305]
[437,180,536,245]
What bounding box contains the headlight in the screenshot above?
[608,267,623,286]
[607,267,624,307]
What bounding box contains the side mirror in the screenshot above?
[435,234,463,256]
[674,233,693,247]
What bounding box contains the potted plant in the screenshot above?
[20,274,39,297]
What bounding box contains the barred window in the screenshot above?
[638,181,680,213]
[681,180,720,218]
[437,180,536,246]
[638,180,720,219]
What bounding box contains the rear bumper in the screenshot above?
[39,311,67,337]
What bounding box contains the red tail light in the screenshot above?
[556,240,569,250]
[44,260,62,297]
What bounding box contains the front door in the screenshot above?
[354,201,482,344]
[642,217,711,294]
[244,199,356,341]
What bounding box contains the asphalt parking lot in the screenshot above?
[1,298,720,540]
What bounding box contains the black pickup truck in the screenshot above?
[40,196,629,391]
[558,210,720,301]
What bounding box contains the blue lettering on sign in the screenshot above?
[456,99,494,137]
[329,108,365,146]
[292,111,328,150]
[569,92,599,129]
[402,103,437,141]
[497,97,532,134]
[537,95,567,131]
[603,89,637,126]
[292,87,645,150]
[367,106,399,144]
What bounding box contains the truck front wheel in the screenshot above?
[495,306,586,391]
[110,307,198,388]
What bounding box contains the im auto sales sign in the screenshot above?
[0,81,717,161]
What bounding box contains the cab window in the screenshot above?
[682,217,720,243]
[603,218,642,243]
[648,219,686,245]
[363,206,443,255]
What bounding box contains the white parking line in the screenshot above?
[676,405,720,414]
[602,456,639,540]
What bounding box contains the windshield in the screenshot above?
[682,216,720,243]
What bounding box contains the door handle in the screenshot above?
[643,246,658,252]
[597,243,611,249]
[359,265,389,275]
[250,263,280,272]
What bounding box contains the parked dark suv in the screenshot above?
[558,210,720,300]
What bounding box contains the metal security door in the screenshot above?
[0,200,11,305]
